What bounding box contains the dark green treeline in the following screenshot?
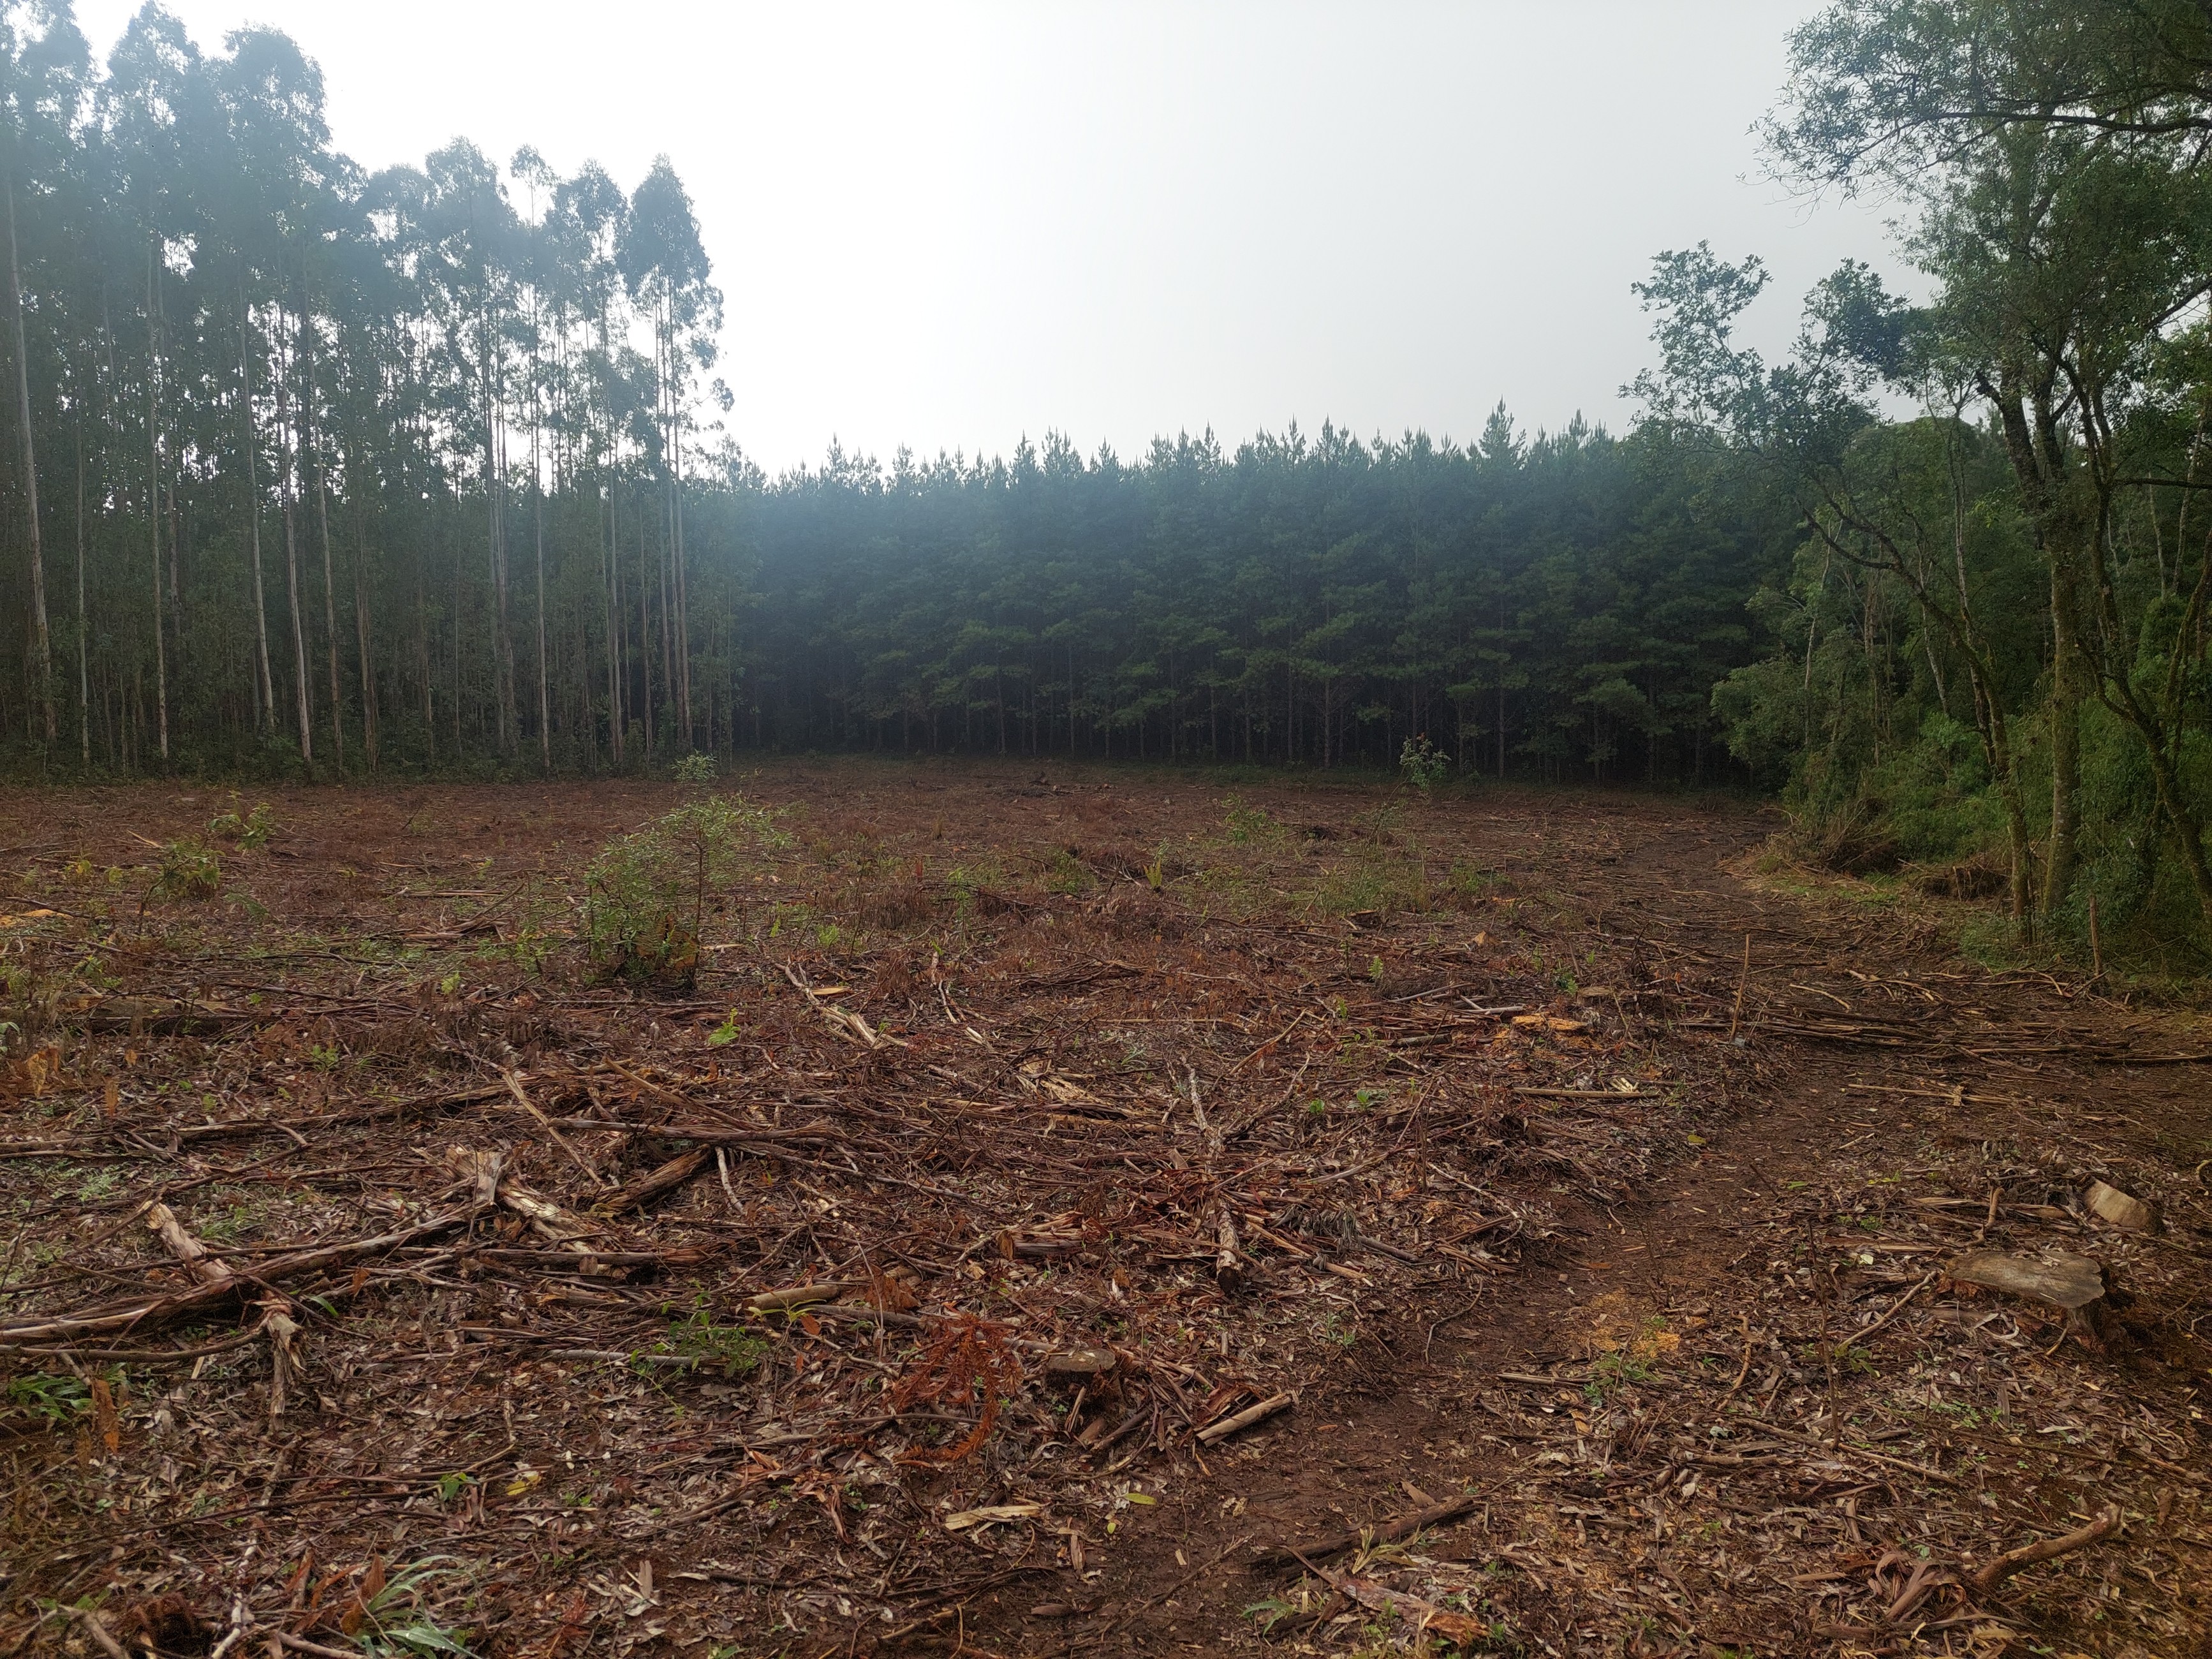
[737,419,1778,778]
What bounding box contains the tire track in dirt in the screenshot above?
[992,800,2209,1656]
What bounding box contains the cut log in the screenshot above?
[1214,1206,1244,1292]
[1945,1250,2109,1346]
[443,1145,604,1246]
[1945,1250,2104,1309]
[2083,1179,2161,1234]
[1040,1347,1117,1381]
[746,1280,863,1312]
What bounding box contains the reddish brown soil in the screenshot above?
[0,761,2206,1659]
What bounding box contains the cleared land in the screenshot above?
[1,762,2206,1659]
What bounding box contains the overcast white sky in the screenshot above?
[78,1,1896,475]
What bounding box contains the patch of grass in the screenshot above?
[1,961,71,1054]
[74,1167,121,1202]
[196,1198,257,1242]
[5,1372,91,1426]
[647,1306,768,1377]
[1222,797,1285,844]
[1584,1348,1656,1399]
[1305,825,1433,919]
[343,1554,480,1656]
[1044,848,1092,896]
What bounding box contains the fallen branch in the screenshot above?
[1969,1505,2124,1596]
[1854,1269,1939,1347]
[52,1607,127,1659]
[1288,1550,1486,1644]
[0,1208,477,1346]
[599,1145,712,1214]
[1255,1491,1480,1566]
[145,1201,234,1290]
[501,1068,606,1186]
[1197,1390,1293,1443]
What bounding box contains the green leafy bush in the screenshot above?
[1399,734,1450,793]
[207,800,276,848]
[152,838,222,900]
[584,795,785,986]
[670,752,718,785]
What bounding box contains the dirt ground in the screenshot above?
[0,759,2206,1659]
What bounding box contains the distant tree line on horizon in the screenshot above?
[0,1,1780,790]
[6,0,2212,964]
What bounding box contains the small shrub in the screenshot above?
[584,795,785,986]
[207,800,276,848]
[1796,801,1902,875]
[670,752,717,785]
[1045,848,1091,896]
[1399,734,1450,793]
[1908,846,2009,900]
[152,838,222,900]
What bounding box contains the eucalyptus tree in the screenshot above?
[1,2,89,746]
[99,4,212,766]
[621,156,718,753]
[553,159,630,765]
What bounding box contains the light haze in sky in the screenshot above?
[75,1,1892,475]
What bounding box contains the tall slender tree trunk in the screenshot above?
[605,471,624,767]
[349,434,378,771]
[665,306,693,748]
[651,394,671,757]
[74,413,87,767]
[535,449,549,771]
[274,323,311,763]
[450,510,462,753]
[302,309,342,768]
[637,476,653,757]
[7,176,53,741]
[483,302,515,757]
[314,435,340,765]
[239,293,274,729]
[147,253,167,763]
[2043,560,2083,920]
